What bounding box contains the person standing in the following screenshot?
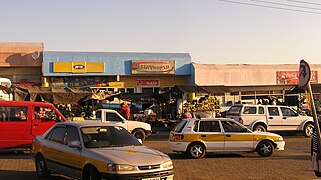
[181,109,192,119]
[121,102,130,120]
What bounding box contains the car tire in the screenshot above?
[186,142,206,159]
[253,124,266,132]
[256,141,274,157]
[132,129,146,142]
[303,123,314,138]
[35,154,51,178]
[84,166,100,180]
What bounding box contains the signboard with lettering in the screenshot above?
[136,80,160,87]
[276,71,318,85]
[131,60,175,74]
[53,62,104,74]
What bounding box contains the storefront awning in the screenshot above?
[287,84,321,94]
[13,85,92,104]
[171,85,230,95]
[172,85,208,93]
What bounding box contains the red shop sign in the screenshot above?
[136,80,160,87]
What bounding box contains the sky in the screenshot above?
[1,0,321,64]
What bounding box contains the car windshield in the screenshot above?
[80,126,141,148]
[226,106,242,116]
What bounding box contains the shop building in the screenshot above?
[42,51,193,119]
[193,63,321,106]
[0,42,43,85]
[42,51,193,90]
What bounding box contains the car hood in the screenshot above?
[88,146,169,165]
[252,131,281,137]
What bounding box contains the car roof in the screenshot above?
[0,100,54,106]
[187,118,234,121]
[55,121,116,128]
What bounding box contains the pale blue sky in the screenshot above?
[1,0,321,64]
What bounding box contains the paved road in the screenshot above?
[0,134,318,180]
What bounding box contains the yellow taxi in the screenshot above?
[31,121,174,180]
[168,118,285,159]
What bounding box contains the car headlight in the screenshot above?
[161,160,173,169]
[278,136,283,141]
[107,164,135,172]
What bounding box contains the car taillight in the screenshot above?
[174,134,184,140]
[239,117,243,124]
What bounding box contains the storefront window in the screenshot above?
[142,88,153,94]
[127,88,134,93]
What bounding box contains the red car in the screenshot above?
[0,101,66,149]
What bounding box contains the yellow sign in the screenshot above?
[90,82,125,88]
[53,62,104,73]
[306,90,312,111]
[132,60,175,74]
[72,117,84,121]
[108,82,124,88]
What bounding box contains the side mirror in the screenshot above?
[68,140,82,149]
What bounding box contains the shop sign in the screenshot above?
[107,82,124,88]
[53,62,104,74]
[136,80,160,87]
[132,60,175,74]
[276,71,318,85]
[93,82,124,88]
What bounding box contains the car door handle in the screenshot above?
[201,135,206,137]
[269,117,273,119]
[33,124,39,127]
[226,135,231,137]
[282,117,287,120]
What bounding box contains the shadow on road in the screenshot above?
[0,170,70,180]
[167,152,245,159]
[0,150,31,159]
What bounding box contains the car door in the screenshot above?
[266,106,283,131]
[56,126,82,179]
[222,120,254,151]
[280,107,302,131]
[32,105,60,137]
[197,121,224,151]
[0,105,31,148]
[41,126,67,170]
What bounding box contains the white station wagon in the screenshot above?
[32,121,174,180]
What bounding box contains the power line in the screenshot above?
[218,0,321,15]
[251,0,321,11]
[286,0,321,6]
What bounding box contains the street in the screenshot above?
[0,134,317,180]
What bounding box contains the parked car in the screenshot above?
[31,121,174,180]
[168,118,285,159]
[86,109,152,141]
[225,104,314,137]
[0,101,66,149]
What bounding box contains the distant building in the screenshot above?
[0,42,43,85]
